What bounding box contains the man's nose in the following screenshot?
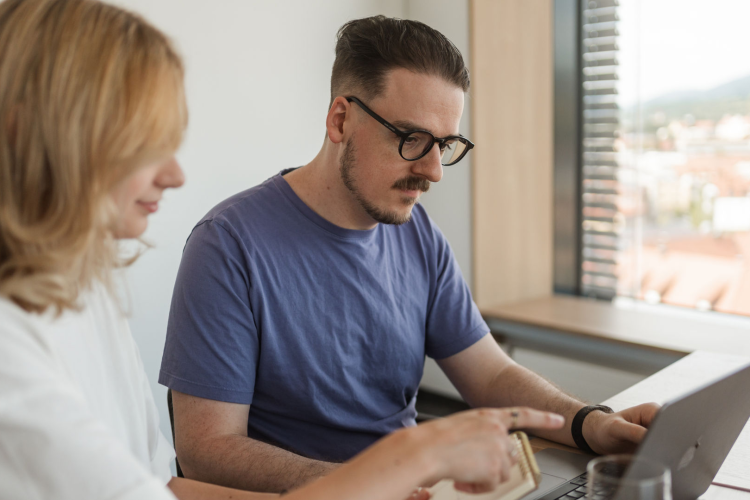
[411,143,443,183]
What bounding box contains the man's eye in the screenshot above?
[404,136,418,144]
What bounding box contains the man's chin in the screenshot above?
[365,203,414,226]
[383,208,415,225]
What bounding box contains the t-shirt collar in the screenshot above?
[273,168,380,241]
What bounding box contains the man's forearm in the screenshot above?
[439,335,656,454]
[179,434,339,493]
[480,363,586,447]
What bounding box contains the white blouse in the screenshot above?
[0,284,176,500]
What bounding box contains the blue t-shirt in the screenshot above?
[159,170,489,462]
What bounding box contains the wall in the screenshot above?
[471,0,555,309]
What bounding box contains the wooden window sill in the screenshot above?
[481,295,750,374]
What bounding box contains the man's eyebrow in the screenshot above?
[392,119,460,138]
[392,119,435,134]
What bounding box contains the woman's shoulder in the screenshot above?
[0,295,71,400]
[0,286,119,359]
[0,295,51,343]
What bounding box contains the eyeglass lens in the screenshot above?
[443,140,468,166]
[401,132,468,166]
[401,132,434,160]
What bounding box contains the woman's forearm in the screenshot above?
[283,427,436,500]
[168,427,434,500]
[168,476,280,500]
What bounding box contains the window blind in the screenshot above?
[580,0,621,299]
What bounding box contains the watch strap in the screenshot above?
[571,405,614,455]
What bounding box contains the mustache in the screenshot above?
[392,176,431,193]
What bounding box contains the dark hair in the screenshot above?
[330,16,470,104]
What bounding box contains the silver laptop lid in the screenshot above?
[632,362,750,500]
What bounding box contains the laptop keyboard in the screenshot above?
[537,472,589,500]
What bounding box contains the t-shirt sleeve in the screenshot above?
[424,223,490,360]
[0,308,176,500]
[159,219,259,405]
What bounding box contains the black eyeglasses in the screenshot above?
[346,96,474,166]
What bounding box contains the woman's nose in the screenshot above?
[156,156,185,189]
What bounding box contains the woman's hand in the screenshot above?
[281,407,563,500]
[404,487,431,500]
[416,407,565,494]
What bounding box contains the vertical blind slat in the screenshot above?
[581,0,620,300]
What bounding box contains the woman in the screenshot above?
[0,1,564,499]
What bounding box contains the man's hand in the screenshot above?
[583,403,661,455]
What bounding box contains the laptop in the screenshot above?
[520,362,750,500]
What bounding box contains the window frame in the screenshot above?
[553,0,585,296]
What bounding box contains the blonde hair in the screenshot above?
[0,0,187,314]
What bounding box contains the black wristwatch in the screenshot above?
[571,405,614,455]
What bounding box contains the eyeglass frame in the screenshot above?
[345,96,475,166]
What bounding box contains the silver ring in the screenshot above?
[510,409,519,429]
[409,487,424,499]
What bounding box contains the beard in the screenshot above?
[339,136,430,226]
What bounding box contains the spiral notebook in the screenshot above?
[429,432,542,500]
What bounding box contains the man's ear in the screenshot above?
[325,96,351,145]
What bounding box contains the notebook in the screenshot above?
[429,432,542,500]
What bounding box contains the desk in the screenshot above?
[530,351,750,499]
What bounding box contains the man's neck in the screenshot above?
[283,153,378,231]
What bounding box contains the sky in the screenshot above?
[616,0,750,106]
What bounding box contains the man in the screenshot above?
[160,16,658,493]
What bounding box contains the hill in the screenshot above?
[639,74,750,122]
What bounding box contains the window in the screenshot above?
[558,0,750,317]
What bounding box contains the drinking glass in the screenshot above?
[587,455,671,500]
